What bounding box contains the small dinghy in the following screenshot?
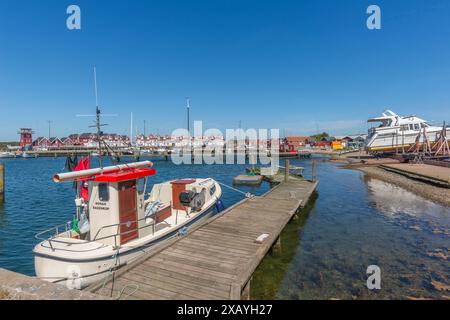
[33,160,222,288]
[21,152,33,158]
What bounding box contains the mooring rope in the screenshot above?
[217,181,254,198]
[97,246,122,298]
[115,284,139,300]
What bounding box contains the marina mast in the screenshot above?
[92,67,106,167]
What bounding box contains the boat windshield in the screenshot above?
[369,119,392,128]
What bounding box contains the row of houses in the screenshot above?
[284,135,367,151]
[32,133,131,150]
[31,132,367,151]
[135,134,229,148]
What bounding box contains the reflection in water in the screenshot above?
[251,161,450,300]
[365,176,450,237]
[365,176,450,220]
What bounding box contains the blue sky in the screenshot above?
[1,0,450,140]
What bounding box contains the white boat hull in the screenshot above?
[366,128,450,152]
[34,180,222,289]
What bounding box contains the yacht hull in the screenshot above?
[366,129,450,153]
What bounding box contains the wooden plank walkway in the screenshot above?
[87,178,318,300]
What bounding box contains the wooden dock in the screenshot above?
[86,177,318,300]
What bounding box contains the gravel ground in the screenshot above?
[351,165,450,208]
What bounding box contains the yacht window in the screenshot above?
[400,125,409,131]
[409,124,414,131]
[414,124,420,131]
[137,178,146,195]
[98,183,109,202]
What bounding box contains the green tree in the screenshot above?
[310,132,329,141]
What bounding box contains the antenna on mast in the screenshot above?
[93,67,104,167]
[94,67,99,108]
[76,68,119,166]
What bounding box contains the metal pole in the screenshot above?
[130,112,133,145]
[186,98,190,135]
[312,160,317,182]
[284,159,289,182]
[47,120,52,140]
[0,162,4,203]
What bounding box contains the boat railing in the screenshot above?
[35,222,72,242]
[35,221,74,251]
[35,210,170,251]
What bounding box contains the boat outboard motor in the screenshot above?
[179,190,206,211]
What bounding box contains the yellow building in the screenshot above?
[331,140,343,150]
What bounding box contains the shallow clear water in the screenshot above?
[0,156,448,299]
[251,158,450,300]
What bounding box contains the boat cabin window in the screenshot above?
[400,125,409,131]
[210,184,216,196]
[98,183,109,202]
[414,124,420,131]
[137,178,146,195]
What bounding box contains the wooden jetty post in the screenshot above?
[312,159,317,182]
[0,162,4,203]
[271,236,282,255]
[284,159,290,182]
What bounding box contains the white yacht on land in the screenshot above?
[33,160,222,289]
[365,110,450,153]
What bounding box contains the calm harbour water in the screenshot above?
[0,156,449,299]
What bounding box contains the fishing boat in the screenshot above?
[33,160,223,288]
[365,110,450,153]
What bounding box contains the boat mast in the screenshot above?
[93,67,104,168]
